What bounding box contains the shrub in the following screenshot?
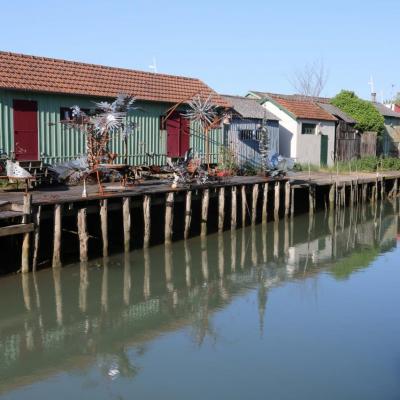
[331,90,385,134]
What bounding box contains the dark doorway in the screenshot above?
[13,99,39,161]
[166,112,190,157]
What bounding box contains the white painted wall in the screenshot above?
[262,101,297,157]
[262,98,336,166]
[296,119,336,166]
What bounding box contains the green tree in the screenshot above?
[331,90,385,134]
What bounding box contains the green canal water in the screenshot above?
[0,201,400,399]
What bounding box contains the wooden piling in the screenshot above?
[100,199,108,257]
[262,183,269,223]
[143,195,151,248]
[241,185,247,227]
[21,194,32,273]
[290,186,295,217]
[218,187,225,232]
[201,188,210,237]
[274,181,280,221]
[32,205,41,272]
[251,184,259,225]
[381,177,385,200]
[284,181,290,217]
[231,186,237,229]
[184,191,192,239]
[165,192,174,244]
[52,203,62,268]
[122,197,131,251]
[77,208,89,262]
[309,185,315,215]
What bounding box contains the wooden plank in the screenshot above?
[0,223,34,237]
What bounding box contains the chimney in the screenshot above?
[371,92,377,103]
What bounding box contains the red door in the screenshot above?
[166,112,190,157]
[13,100,39,161]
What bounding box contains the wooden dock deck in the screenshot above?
[1,170,400,274]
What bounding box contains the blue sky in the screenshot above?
[0,0,398,101]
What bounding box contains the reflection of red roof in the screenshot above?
[269,94,336,121]
[0,51,229,107]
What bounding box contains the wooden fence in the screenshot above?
[336,122,376,161]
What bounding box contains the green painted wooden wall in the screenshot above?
[0,89,222,165]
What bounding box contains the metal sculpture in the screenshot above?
[60,94,137,192]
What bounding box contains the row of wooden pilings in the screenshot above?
[19,176,400,273]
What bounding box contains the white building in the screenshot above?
[247,92,337,166]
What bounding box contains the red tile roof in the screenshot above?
[0,51,230,107]
[269,94,336,121]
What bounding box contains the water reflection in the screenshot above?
[0,200,399,396]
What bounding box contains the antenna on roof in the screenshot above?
[149,57,157,73]
[368,75,376,102]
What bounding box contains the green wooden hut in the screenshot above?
[0,51,229,166]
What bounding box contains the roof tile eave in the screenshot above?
[0,51,230,108]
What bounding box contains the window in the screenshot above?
[239,129,254,141]
[60,107,90,121]
[302,123,316,135]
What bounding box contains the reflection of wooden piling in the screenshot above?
[21,273,31,311]
[52,204,62,268]
[32,205,41,272]
[77,208,89,262]
[165,192,174,244]
[79,261,88,312]
[241,186,247,227]
[362,184,367,203]
[143,195,151,248]
[284,181,290,217]
[251,226,257,266]
[274,181,280,221]
[201,188,209,237]
[143,248,151,299]
[123,252,131,305]
[218,233,224,278]
[273,221,279,259]
[329,184,335,209]
[240,229,246,268]
[122,197,131,252]
[231,230,237,271]
[100,199,108,257]
[251,184,259,225]
[21,194,32,273]
[262,222,267,263]
[231,186,237,229]
[218,187,225,232]
[165,244,174,293]
[184,241,191,288]
[262,183,269,223]
[201,236,208,281]
[53,268,63,325]
[184,191,192,239]
[101,258,109,312]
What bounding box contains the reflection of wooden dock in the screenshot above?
[0,171,399,273]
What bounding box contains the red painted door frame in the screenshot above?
[166,112,190,157]
[13,99,39,161]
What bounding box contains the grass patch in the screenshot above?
[295,156,400,174]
